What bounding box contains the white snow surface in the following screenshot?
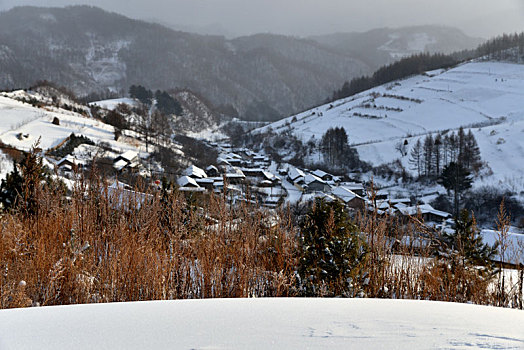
[0,95,146,158]
[0,298,522,350]
[257,61,524,188]
[90,98,137,110]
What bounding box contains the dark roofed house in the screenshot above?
[57,155,79,172]
[304,174,330,193]
[224,173,246,185]
[113,150,139,172]
[206,165,220,177]
[288,167,305,184]
[195,178,215,191]
[114,150,139,165]
[312,169,334,182]
[397,204,450,223]
[332,186,365,210]
[339,182,365,197]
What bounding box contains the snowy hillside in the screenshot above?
[257,61,524,187]
[0,91,146,155]
[0,298,522,349]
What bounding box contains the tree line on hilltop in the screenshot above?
[331,53,458,101]
[330,31,524,103]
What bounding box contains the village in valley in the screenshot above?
[173,142,451,226]
[2,4,524,349]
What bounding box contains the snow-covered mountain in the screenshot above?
[310,26,484,70]
[0,7,485,122]
[256,61,524,190]
[0,6,371,121]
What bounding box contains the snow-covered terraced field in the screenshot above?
[258,61,524,186]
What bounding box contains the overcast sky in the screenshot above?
[0,0,523,38]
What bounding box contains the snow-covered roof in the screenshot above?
[224,173,245,179]
[196,178,214,184]
[262,171,280,182]
[304,174,326,185]
[301,192,336,203]
[397,204,450,219]
[331,186,360,203]
[113,159,128,171]
[288,167,305,181]
[241,167,265,174]
[178,187,206,193]
[339,182,364,191]
[217,157,231,165]
[118,150,139,162]
[57,154,78,167]
[225,167,245,176]
[183,165,207,179]
[177,176,200,188]
[312,169,331,179]
[394,203,408,209]
[225,152,242,160]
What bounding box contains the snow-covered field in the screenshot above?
[0,93,146,157]
[0,298,522,349]
[257,61,524,187]
[90,98,136,111]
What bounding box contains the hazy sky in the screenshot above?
[0,0,523,38]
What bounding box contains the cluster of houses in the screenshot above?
[175,143,452,225]
[177,156,284,207]
[55,147,144,176]
[54,139,451,226]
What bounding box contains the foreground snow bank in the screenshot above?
[0,298,523,349]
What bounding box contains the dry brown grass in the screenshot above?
[0,173,522,309]
[0,175,297,308]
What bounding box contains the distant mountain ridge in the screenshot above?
[0,6,484,121]
[310,26,484,70]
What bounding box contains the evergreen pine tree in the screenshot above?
[0,160,23,210]
[439,162,472,217]
[442,209,498,268]
[297,199,368,297]
[431,209,498,302]
[0,146,46,214]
